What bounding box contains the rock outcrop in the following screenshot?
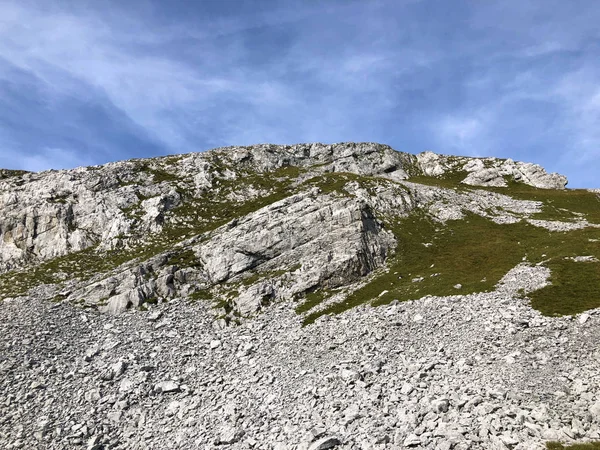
[416,151,568,189]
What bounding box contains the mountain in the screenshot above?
[0,143,599,449]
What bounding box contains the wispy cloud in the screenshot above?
[436,115,489,156]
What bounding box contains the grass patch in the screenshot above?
[295,289,331,314]
[141,165,181,184]
[305,172,364,195]
[237,266,298,287]
[490,180,600,223]
[166,249,202,269]
[547,442,600,450]
[189,290,213,301]
[408,170,471,190]
[47,193,70,204]
[530,258,600,316]
[122,203,145,221]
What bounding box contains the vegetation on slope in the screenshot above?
[547,442,600,450]
[302,202,600,325]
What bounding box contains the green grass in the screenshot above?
[295,289,331,314]
[122,203,145,221]
[408,170,471,190]
[166,249,202,269]
[547,442,600,450]
[531,257,600,316]
[142,165,182,184]
[302,210,600,325]
[490,180,600,223]
[188,289,213,301]
[305,172,364,194]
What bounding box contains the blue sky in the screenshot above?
[0,0,599,187]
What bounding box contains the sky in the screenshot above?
[0,0,599,187]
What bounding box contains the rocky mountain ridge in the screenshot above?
[1,142,599,450]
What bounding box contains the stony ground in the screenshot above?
[1,266,599,450]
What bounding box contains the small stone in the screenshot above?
[118,378,134,393]
[454,284,462,289]
[84,346,99,362]
[433,398,450,413]
[589,402,600,418]
[165,400,181,417]
[87,435,103,450]
[107,411,122,423]
[308,436,341,450]
[374,434,390,444]
[155,381,180,393]
[210,340,221,349]
[218,425,244,444]
[148,310,163,322]
[340,369,361,382]
[579,313,590,324]
[30,380,45,390]
[111,361,127,378]
[403,434,421,447]
[401,382,414,395]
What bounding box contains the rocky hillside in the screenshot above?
[0,142,599,450]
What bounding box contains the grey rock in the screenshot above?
[87,435,103,450]
[154,381,180,393]
[218,425,244,444]
[308,436,341,450]
[589,402,600,419]
[403,434,421,447]
[433,398,450,413]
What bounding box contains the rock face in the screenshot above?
[196,192,395,315]
[0,142,598,449]
[416,151,568,189]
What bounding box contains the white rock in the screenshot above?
[154,381,180,393]
[579,313,590,324]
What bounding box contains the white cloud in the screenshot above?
[434,114,490,156]
[550,67,600,163]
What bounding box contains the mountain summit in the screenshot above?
[1,143,599,449]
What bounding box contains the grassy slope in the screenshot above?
[302,172,600,324]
